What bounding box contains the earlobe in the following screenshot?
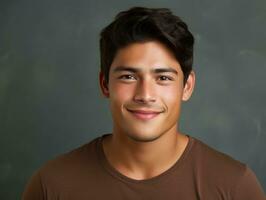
[99,71,109,98]
[182,70,196,101]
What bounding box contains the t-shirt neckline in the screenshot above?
[96,133,194,185]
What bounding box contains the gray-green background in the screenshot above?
[1,0,265,199]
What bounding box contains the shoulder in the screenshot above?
[37,136,100,185]
[41,136,99,170]
[189,137,265,198]
[22,136,101,199]
[191,137,246,174]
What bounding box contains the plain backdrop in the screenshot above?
[0,0,265,199]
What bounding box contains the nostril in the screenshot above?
[133,96,156,104]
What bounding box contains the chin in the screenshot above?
[125,129,163,143]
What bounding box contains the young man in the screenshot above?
[22,7,265,199]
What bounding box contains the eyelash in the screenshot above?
[118,75,173,81]
[119,75,136,80]
[158,76,173,81]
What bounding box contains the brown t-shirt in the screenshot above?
[22,134,265,200]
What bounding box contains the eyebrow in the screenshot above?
[113,66,178,75]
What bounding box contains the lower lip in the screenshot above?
[128,110,160,120]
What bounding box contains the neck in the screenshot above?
[102,126,189,180]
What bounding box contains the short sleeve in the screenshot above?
[22,170,45,200]
[233,166,265,200]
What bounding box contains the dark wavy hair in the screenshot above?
[100,6,194,85]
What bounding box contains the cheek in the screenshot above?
[110,83,134,103]
[159,85,183,105]
[160,86,183,122]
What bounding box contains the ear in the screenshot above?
[99,71,109,98]
[182,70,196,101]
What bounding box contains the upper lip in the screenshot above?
[127,109,162,114]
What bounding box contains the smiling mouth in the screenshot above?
[126,109,162,120]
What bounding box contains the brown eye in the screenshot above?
[119,75,136,80]
[158,76,172,81]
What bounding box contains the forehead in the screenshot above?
[110,41,181,72]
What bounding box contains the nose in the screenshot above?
[133,78,156,104]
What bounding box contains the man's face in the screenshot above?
[100,41,195,143]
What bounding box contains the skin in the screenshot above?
[99,40,195,180]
